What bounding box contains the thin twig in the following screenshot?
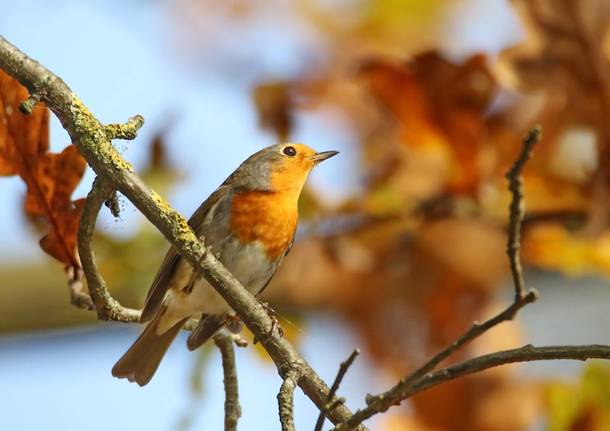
[334,343,610,431]
[18,93,40,114]
[364,289,538,408]
[0,36,366,430]
[315,349,360,431]
[333,127,544,430]
[78,176,197,328]
[67,265,94,310]
[214,334,242,431]
[278,368,301,431]
[506,126,541,301]
[411,344,610,394]
[77,177,141,322]
[364,127,542,402]
[105,115,145,140]
[333,344,610,430]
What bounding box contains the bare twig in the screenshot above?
[79,178,198,328]
[333,344,610,430]
[315,349,360,431]
[214,334,242,431]
[339,289,538,430]
[506,126,541,301]
[67,265,94,310]
[18,92,40,114]
[0,36,366,430]
[410,344,610,394]
[366,289,538,403]
[77,176,141,322]
[332,127,546,430]
[105,115,145,140]
[278,368,301,431]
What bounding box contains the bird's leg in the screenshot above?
[192,244,214,279]
[252,302,285,344]
[259,301,285,338]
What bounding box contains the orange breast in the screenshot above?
[230,190,298,260]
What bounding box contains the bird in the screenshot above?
[112,143,338,386]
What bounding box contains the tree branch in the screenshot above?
[278,368,301,431]
[410,344,610,395]
[214,334,242,431]
[78,175,198,328]
[0,36,365,430]
[105,115,145,140]
[332,291,539,430]
[506,126,541,301]
[67,265,93,310]
[331,127,555,430]
[78,176,140,322]
[361,288,538,410]
[333,344,610,431]
[19,92,40,114]
[315,349,360,431]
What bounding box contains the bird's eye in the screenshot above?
[283,146,297,157]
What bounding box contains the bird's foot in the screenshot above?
[260,301,284,339]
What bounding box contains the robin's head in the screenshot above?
[230,143,338,193]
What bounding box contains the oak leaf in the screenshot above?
[0,70,86,268]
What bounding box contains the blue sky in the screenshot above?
[0,314,388,430]
[0,0,362,261]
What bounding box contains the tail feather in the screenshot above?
[112,311,187,386]
[187,315,224,351]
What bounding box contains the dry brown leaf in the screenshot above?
[252,82,293,142]
[0,70,86,267]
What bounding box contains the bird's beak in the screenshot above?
[310,150,339,164]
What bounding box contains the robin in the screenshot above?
[112,143,338,386]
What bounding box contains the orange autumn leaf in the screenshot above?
[360,52,496,194]
[523,223,610,278]
[0,70,86,267]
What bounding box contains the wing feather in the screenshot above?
[140,186,231,323]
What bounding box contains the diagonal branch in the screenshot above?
[332,296,543,430]
[335,343,610,431]
[365,290,538,411]
[382,344,610,400]
[331,127,550,430]
[214,334,242,431]
[0,36,366,431]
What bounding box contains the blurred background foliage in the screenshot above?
[3,0,610,430]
